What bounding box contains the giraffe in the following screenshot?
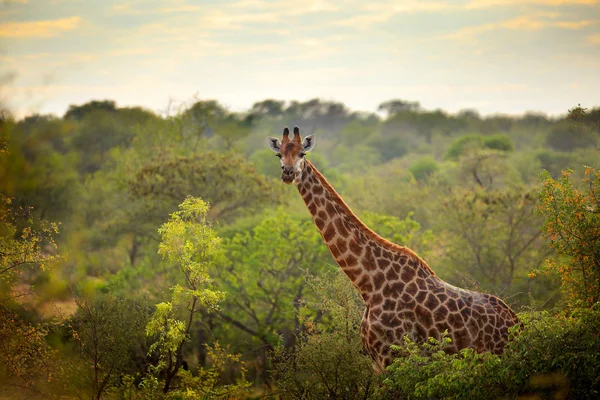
[267,126,522,371]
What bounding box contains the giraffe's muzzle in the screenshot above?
[281,166,295,184]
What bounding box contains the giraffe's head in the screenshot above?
[267,126,315,184]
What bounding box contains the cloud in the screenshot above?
[0,16,81,38]
[441,16,598,40]
[465,0,600,8]
[333,2,453,30]
[588,32,600,45]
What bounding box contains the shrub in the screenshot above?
[272,269,377,399]
[534,167,600,307]
[409,156,440,181]
[380,305,600,400]
[483,134,514,152]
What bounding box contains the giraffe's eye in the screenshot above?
[276,153,282,158]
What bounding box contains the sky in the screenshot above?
[1,0,599,118]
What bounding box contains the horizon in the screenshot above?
[1,0,599,119]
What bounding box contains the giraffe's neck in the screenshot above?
[296,160,435,301]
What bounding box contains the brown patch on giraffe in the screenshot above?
[415,291,427,303]
[330,244,340,258]
[385,266,398,281]
[303,192,313,203]
[405,282,418,296]
[363,257,377,272]
[374,247,381,258]
[436,292,448,302]
[326,203,337,218]
[323,223,336,242]
[435,321,450,333]
[349,238,362,256]
[378,258,390,269]
[425,294,440,310]
[345,254,357,267]
[318,210,327,220]
[313,185,323,195]
[382,299,396,311]
[414,324,427,341]
[308,202,317,215]
[315,218,325,230]
[371,293,383,306]
[434,306,448,320]
[373,272,386,291]
[460,308,471,321]
[357,274,372,289]
[400,268,415,282]
[334,217,349,237]
[415,305,433,329]
[345,268,362,281]
[336,238,347,254]
[447,299,458,312]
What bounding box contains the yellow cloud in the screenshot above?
[442,16,598,40]
[466,0,600,8]
[588,32,600,44]
[0,16,81,38]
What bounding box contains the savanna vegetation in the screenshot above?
[1,98,599,399]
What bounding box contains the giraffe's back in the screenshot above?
[360,261,521,370]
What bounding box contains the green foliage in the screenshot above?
[546,121,598,152]
[272,269,377,399]
[535,167,600,307]
[444,134,484,160]
[113,342,250,399]
[445,134,514,160]
[67,295,150,399]
[483,133,514,152]
[436,186,548,302]
[408,156,440,181]
[147,197,225,392]
[215,210,331,350]
[381,306,600,400]
[0,193,60,395]
[361,211,433,257]
[129,152,284,224]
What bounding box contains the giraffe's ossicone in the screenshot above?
[267,126,522,371]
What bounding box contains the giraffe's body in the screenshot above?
[267,127,521,371]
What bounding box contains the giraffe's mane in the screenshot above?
[305,159,436,276]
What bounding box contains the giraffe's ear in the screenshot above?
[267,137,281,152]
[302,135,315,153]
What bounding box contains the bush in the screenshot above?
[409,156,440,181]
[483,134,514,152]
[272,269,377,399]
[380,305,600,400]
[534,167,600,307]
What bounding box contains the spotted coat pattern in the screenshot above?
[296,159,521,371]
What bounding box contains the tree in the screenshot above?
[146,197,225,393]
[378,99,421,116]
[535,167,600,307]
[0,193,60,395]
[272,269,377,399]
[68,295,149,400]
[437,187,549,302]
[215,211,332,380]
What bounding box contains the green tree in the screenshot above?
[535,167,600,307]
[68,295,149,400]
[146,197,225,393]
[215,211,332,380]
[437,187,549,302]
[272,269,377,399]
[0,193,60,395]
